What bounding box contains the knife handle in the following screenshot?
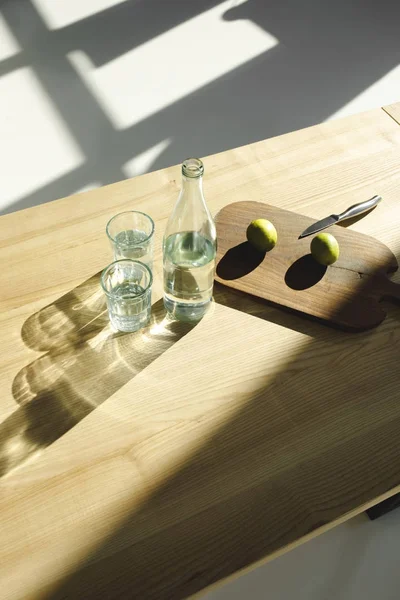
[337,195,382,222]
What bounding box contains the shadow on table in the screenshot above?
[20,272,109,353]
[213,282,332,338]
[39,250,400,600]
[1,266,336,480]
[0,273,197,479]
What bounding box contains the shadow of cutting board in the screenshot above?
[215,201,400,331]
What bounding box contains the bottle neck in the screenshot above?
[181,174,204,203]
[163,164,215,243]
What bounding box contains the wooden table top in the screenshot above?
[2,103,400,600]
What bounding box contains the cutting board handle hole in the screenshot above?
[285,254,327,290]
[216,242,266,280]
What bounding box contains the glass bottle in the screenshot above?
[163,158,217,322]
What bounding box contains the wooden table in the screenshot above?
[2,103,400,600]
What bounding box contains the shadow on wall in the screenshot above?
[1,0,400,213]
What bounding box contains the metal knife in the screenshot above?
[298,195,382,239]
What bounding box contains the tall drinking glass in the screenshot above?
[106,211,154,267]
[101,259,152,332]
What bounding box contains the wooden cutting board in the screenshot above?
[215,201,400,330]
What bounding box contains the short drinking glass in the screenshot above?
[101,259,152,332]
[106,211,154,267]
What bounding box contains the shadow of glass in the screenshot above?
[0,278,197,479]
[21,272,108,352]
[285,254,327,290]
[216,242,265,280]
[0,381,91,479]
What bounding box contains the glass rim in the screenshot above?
[105,210,155,244]
[100,259,153,299]
[182,157,204,178]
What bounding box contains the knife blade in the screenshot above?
[298,195,382,239]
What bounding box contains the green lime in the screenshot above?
[310,232,340,265]
[246,219,277,252]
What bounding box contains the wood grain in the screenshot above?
[215,200,399,330]
[2,106,400,599]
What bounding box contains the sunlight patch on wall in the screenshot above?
[0,67,84,212]
[327,64,400,121]
[72,182,102,195]
[0,13,21,61]
[67,0,278,130]
[30,0,128,30]
[122,139,171,178]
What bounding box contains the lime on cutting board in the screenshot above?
[311,233,340,265]
[246,219,277,252]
